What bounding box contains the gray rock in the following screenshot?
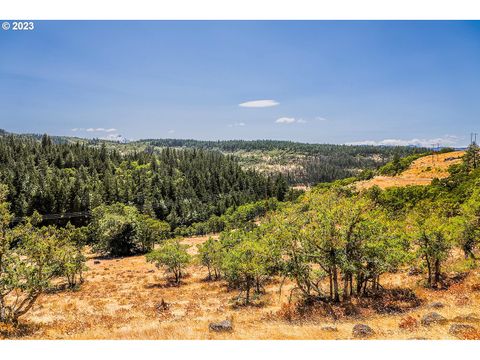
[428,302,444,309]
[421,312,448,326]
[209,320,233,332]
[449,323,476,337]
[321,326,338,332]
[452,313,480,323]
[352,324,375,338]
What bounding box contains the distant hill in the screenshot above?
[0,129,430,185]
[136,138,429,185]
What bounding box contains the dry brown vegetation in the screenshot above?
[2,234,480,340]
[356,151,465,190]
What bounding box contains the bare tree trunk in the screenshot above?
[434,259,441,288]
[426,256,432,287]
[332,265,339,303]
[349,274,354,297]
[328,270,333,300]
[342,274,350,301]
[356,274,363,296]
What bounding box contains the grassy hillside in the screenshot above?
[357,150,464,190]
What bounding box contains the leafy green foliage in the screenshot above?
[1,186,86,324]
[266,190,410,302]
[89,203,170,256]
[146,239,190,284]
[55,223,88,288]
[220,231,274,305]
[174,198,279,237]
[197,237,223,280]
[453,186,480,259]
[378,153,428,176]
[406,204,454,288]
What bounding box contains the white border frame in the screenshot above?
[2,0,480,20]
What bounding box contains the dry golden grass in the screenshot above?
[2,233,479,340]
[356,151,465,190]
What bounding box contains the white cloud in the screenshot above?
[239,99,279,108]
[275,117,296,124]
[275,117,307,124]
[228,122,246,127]
[168,129,175,134]
[274,116,326,125]
[71,128,80,132]
[85,127,117,133]
[347,135,460,148]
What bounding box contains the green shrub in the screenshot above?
[89,203,170,256]
[146,239,190,284]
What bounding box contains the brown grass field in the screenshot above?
[2,234,480,340]
[356,151,465,190]
[2,151,478,341]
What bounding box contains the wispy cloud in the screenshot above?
[228,122,246,127]
[86,128,117,133]
[239,100,279,108]
[275,117,296,124]
[275,116,327,125]
[275,117,307,125]
[72,127,117,133]
[167,129,175,134]
[347,135,460,148]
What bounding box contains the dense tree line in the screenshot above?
[0,133,286,228]
[139,138,428,157]
[139,138,429,185]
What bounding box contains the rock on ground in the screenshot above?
[428,302,444,309]
[449,323,476,337]
[209,320,233,332]
[452,313,480,323]
[321,326,338,332]
[421,312,448,326]
[352,324,375,338]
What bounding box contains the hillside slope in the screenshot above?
[356,151,465,190]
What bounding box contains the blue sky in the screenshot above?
[0,21,479,146]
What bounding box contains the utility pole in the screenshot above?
[471,132,479,169]
[471,132,478,145]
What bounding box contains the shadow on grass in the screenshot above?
[0,321,40,339]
